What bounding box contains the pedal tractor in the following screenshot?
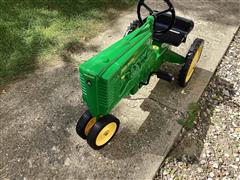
[76,0,204,150]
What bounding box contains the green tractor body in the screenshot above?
[80,16,184,118]
[76,0,204,150]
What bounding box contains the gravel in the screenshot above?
[154,28,240,180]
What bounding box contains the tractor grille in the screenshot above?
[97,81,109,110]
[80,73,115,115]
[98,81,108,108]
[80,75,87,96]
[98,78,117,112]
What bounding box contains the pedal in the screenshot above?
[156,70,175,82]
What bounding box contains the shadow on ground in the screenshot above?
[61,41,100,63]
[0,60,87,179]
[94,63,182,160]
[0,0,135,84]
[97,64,214,161]
[99,98,182,160]
[16,0,135,17]
[160,73,236,165]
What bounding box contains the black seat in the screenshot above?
[153,13,194,46]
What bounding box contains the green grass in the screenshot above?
[0,0,135,84]
[177,103,200,129]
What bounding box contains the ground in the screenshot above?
[155,29,240,180]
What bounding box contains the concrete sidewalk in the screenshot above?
[0,0,239,179]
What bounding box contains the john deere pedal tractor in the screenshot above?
[76,0,204,150]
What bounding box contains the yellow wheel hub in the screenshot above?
[185,46,203,83]
[96,122,117,146]
[84,117,96,136]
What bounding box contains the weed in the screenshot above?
[177,102,200,129]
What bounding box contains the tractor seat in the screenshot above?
[153,13,194,46]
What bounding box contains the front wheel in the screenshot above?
[76,110,97,139]
[178,38,204,87]
[87,114,120,150]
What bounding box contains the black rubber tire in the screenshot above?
[87,114,120,150]
[178,38,204,87]
[124,20,141,37]
[76,110,94,139]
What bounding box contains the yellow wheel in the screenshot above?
[76,110,96,139]
[178,38,204,87]
[87,114,120,150]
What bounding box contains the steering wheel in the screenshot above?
[137,0,176,33]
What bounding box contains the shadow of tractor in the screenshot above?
[160,73,237,165]
[99,63,236,164]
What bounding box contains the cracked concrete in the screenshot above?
[0,0,239,179]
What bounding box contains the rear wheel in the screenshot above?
[178,38,204,87]
[87,114,120,150]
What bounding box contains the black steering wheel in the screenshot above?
[137,0,176,33]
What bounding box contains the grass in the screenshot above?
[177,103,200,129]
[0,0,135,84]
